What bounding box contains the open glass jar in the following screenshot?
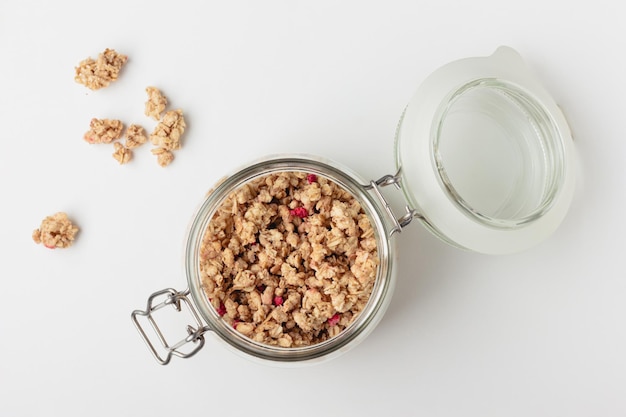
[132,46,575,366]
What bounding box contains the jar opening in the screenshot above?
[185,157,395,363]
[433,79,565,228]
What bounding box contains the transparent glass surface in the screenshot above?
[433,79,565,228]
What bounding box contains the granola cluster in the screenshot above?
[43,51,188,249]
[83,118,125,144]
[74,48,128,91]
[113,142,132,164]
[143,87,186,167]
[149,109,186,167]
[32,212,79,249]
[124,124,148,149]
[200,172,379,347]
[81,87,186,167]
[145,87,167,120]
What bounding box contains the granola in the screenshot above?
[32,212,79,249]
[124,124,147,149]
[200,172,379,347]
[74,48,128,90]
[77,53,188,167]
[150,109,186,151]
[151,147,174,167]
[112,142,132,164]
[145,87,167,120]
[84,118,124,144]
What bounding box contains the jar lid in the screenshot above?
[395,46,575,254]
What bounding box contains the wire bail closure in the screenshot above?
[366,171,420,236]
[131,288,209,365]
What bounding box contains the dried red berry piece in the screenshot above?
[217,302,227,317]
[273,296,284,306]
[289,207,308,218]
[328,313,340,326]
[307,174,317,184]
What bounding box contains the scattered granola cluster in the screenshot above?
[149,109,186,167]
[81,87,186,167]
[200,172,379,347]
[113,141,133,164]
[75,50,186,167]
[32,212,79,249]
[145,88,186,166]
[145,87,167,120]
[125,124,148,149]
[74,48,128,91]
[83,118,125,144]
[83,118,143,164]
[40,51,188,249]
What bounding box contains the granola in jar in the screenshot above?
[199,172,379,348]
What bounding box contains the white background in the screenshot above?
[1,1,624,416]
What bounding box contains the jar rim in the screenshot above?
[395,46,576,254]
[184,155,396,364]
[432,78,565,229]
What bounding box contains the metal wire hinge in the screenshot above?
[366,172,421,235]
[131,288,209,365]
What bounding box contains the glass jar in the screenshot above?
[132,46,575,366]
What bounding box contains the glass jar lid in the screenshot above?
[395,46,575,254]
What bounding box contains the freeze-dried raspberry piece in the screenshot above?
[327,313,341,327]
[289,207,308,218]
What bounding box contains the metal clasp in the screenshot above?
[131,288,209,365]
[366,172,420,236]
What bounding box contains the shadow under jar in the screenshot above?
[132,46,576,366]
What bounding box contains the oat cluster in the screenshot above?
[74,48,127,91]
[124,124,148,149]
[75,50,186,167]
[83,119,144,165]
[113,141,132,164]
[200,172,379,348]
[145,87,186,166]
[149,109,186,167]
[83,118,125,144]
[150,146,175,167]
[145,87,167,120]
[40,51,187,249]
[82,87,186,167]
[32,212,79,249]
